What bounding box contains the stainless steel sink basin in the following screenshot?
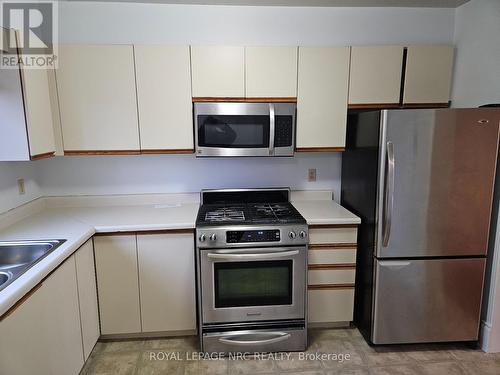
[0,239,66,292]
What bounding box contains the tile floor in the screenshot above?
[80,327,500,375]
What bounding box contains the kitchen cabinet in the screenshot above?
[75,239,100,360]
[0,27,56,161]
[94,235,142,335]
[245,46,298,98]
[296,47,350,151]
[191,46,245,98]
[134,45,194,152]
[56,44,140,153]
[137,232,196,333]
[349,45,404,106]
[403,45,454,105]
[307,224,358,325]
[0,256,84,375]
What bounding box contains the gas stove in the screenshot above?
[195,189,308,354]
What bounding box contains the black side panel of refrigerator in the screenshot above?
[341,111,381,342]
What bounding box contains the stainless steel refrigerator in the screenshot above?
[341,108,500,345]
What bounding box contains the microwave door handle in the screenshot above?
[269,103,275,156]
[207,250,299,260]
[218,332,291,346]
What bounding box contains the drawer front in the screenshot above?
[308,269,355,285]
[308,289,354,323]
[309,248,356,265]
[309,227,357,245]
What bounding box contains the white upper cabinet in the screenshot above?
[403,45,454,104]
[134,45,193,152]
[56,44,140,152]
[296,47,350,150]
[191,46,245,98]
[137,232,196,333]
[0,27,56,161]
[349,46,404,105]
[245,46,298,98]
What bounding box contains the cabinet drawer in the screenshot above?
[309,248,356,265]
[308,269,355,285]
[309,227,357,245]
[308,289,354,323]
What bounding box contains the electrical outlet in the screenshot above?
[308,168,317,182]
[17,178,25,195]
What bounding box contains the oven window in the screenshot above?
[214,260,292,308]
[198,115,270,148]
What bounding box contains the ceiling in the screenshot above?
[61,0,470,8]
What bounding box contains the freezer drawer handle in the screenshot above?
[383,141,395,247]
[207,250,299,260]
[218,332,291,346]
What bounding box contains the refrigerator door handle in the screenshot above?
[383,141,395,247]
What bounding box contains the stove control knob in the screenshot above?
[199,234,206,242]
[299,230,307,239]
[288,231,297,239]
[210,233,217,242]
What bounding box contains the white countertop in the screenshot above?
[0,193,360,316]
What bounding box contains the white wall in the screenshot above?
[0,162,43,213]
[58,2,455,45]
[37,153,342,198]
[451,0,500,107]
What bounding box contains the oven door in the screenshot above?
[195,102,272,157]
[200,246,306,323]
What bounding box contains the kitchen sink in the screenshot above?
[0,240,66,292]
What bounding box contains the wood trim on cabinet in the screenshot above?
[402,102,450,109]
[295,147,345,153]
[94,229,194,236]
[308,263,356,270]
[309,224,359,229]
[308,283,355,290]
[309,243,357,250]
[192,97,297,103]
[140,149,194,155]
[30,151,55,161]
[64,150,141,156]
[0,282,44,322]
[348,103,400,109]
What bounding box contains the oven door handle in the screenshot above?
[207,250,299,260]
[218,332,291,346]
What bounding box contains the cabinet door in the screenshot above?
[296,47,350,149]
[403,45,454,105]
[245,46,298,98]
[56,44,140,152]
[94,235,141,334]
[137,232,196,333]
[0,257,84,375]
[20,66,56,158]
[191,46,244,98]
[75,239,100,360]
[134,45,193,151]
[308,289,355,323]
[349,46,404,105]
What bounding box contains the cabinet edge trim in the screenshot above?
[308,283,355,290]
[31,151,55,160]
[296,147,345,153]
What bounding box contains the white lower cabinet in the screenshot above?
[94,232,196,336]
[137,233,196,333]
[94,235,142,335]
[75,240,100,360]
[0,256,84,375]
[308,289,355,324]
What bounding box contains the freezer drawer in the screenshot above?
[372,257,485,344]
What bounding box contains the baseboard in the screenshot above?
[99,329,197,340]
[308,322,351,329]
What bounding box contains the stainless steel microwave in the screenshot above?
[194,102,296,157]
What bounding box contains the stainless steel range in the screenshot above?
[195,188,308,353]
